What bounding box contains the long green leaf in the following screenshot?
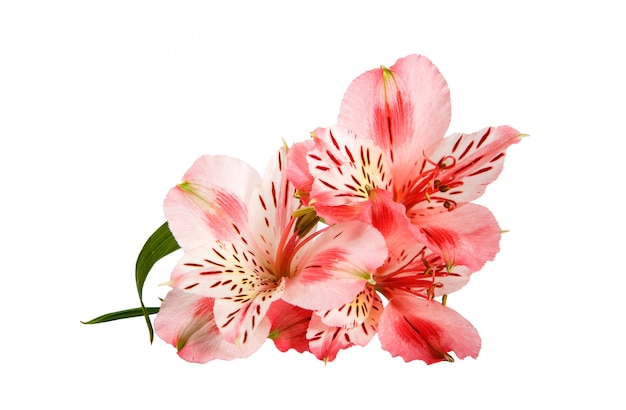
[135,221,180,342]
[81,307,160,324]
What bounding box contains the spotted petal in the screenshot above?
[378,295,481,364]
[154,289,268,363]
[248,147,301,268]
[403,126,522,217]
[307,285,383,362]
[169,241,282,345]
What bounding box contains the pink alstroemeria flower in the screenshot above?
[154,148,387,362]
[289,54,522,272]
[301,191,480,363]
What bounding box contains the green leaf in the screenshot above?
[135,222,181,343]
[81,307,160,324]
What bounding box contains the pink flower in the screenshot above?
[155,148,388,362]
[289,54,522,272]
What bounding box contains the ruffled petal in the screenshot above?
[154,289,267,363]
[164,155,261,251]
[411,203,501,271]
[317,284,381,328]
[378,295,480,364]
[266,299,312,353]
[283,221,387,311]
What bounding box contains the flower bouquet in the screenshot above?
[84,54,523,364]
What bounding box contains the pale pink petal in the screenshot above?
[164,155,261,251]
[247,147,300,268]
[338,54,451,188]
[317,284,382,328]
[287,139,316,205]
[378,295,480,364]
[154,289,267,363]
[282,221,387,311]
[402,126,522,215]
[410,203,501,271]
[307,286,382,362]
[266,299,312,353]
[169,243,283,345]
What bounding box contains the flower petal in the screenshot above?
[411,203,502,271]
[169,242,283,345]
[286,139,316,205]
[154,289,267,363]
[378,295,481,364]
[247,147,301,268]
[307,287,382,362]
[317,284,382,328]
[266,299,313,353]
[283,221,387,311]
[164,155,261,251]
[338,54,451,188]
[403,126,522,215]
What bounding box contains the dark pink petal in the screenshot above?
[154,289,267,363]
[403,126,522,216]
[266,299,312,353]
[411,203,501,271]
[338,54,451,189]
[164,155,261,251]
[286,139,316,205]
[378,295,480,364]
[283,221,387,311]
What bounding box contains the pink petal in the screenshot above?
[378,295,480,364]
[317,284,382,328]
[338,54,451,188]
[403,126,522,216]
[410,203,502,271]
[169,243,283,345]
[164,155,261,251]
[282,221,387,311]
[154,289,267,363]
[286,139,315,205]
[307,288,382,362]
[247,147,301,268]
[266,299,313,353]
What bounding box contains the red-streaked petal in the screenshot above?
[283,221,387,311]
[307,287,382,362]
[213,278,283,345]
[169,242,282,345]
[411,203,501,271]
[404,126,521,216]
[378,295,481,364]
[266,299,313,353]
[338,54,451,188]
[154,289,267,363]
[317,285,382,328]
[247,147,300,268]
[164,155,261,251]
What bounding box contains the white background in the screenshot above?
[2,0,624,408]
